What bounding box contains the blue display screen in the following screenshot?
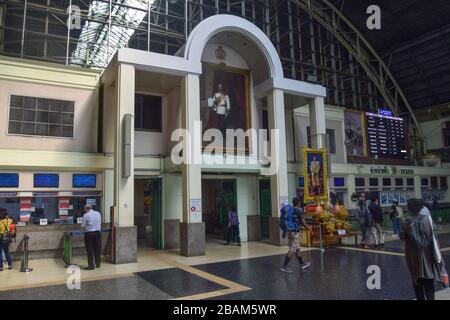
[334,177,345,187]
[0,173,19,188]
[378,109,393,117]
[34,174,59,188]
[299,177,304,187]
[73,174,96,188]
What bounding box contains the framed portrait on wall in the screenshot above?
[303,148,328,203]
[344,109,367,157]
[200,63,251,153]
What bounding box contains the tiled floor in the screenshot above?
[1,230,449,300]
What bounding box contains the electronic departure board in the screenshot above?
[34,174,59,188]
[365,112,407,159]
[73,174,97,188]
[0,173,19,188]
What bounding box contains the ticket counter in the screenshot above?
[10,223,111,260]
[0,171,105,259]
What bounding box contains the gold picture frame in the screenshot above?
[200,62,252,155]
[344,108,368,157]
[303,147,329,203]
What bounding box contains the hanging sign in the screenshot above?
[86,198,97,206]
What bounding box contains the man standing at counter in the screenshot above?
[81,204,102,270]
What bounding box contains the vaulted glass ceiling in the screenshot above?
[70,0,153,68]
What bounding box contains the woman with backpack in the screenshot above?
[0,208,14,271]
[400,198,442,300]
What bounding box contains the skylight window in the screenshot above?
[70,0,154,68]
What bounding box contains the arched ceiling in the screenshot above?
[206,32,271,85]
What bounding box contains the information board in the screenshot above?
[365,112,407,159]
[73,174,97,188]
[34,174,59,188]
[0,173,19,188]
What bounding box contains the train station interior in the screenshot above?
[0,0,449,301]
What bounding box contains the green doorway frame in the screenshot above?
[259,179,271,239]
[202,177,237,240]
[137,178,163,250]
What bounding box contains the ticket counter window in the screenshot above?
[0,198,20,221]
[0,196,101,224]
[71,197,102,221]
[31,197,59,223]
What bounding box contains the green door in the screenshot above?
[259,180,271,239]
[150,179,163,249]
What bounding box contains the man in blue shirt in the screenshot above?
[81,204,102,270]
[280,197,313,273]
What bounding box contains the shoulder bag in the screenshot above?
[0,220,13,245]
[427,215,442,265]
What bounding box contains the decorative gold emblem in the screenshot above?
[215,46,227,61]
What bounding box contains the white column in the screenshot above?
[414,175,422,199]
[103,169,114,223]
[114,63,135,227]
[347,173,356,210]
[163,173,183,250]
[180,73,202,223]
[288,172,297,202]
[164,174,183,221]
[309,96,326,149]
[267,89,289,215]
[236,175,258,242]
[179,73,205,256]
[267,89,289,246]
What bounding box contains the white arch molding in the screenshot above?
[184,14,284,84]
[115,15,326,97]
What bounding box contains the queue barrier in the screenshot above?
[20,234,33,273]
[63,229,111,267]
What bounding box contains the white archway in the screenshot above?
[183,14,284,84]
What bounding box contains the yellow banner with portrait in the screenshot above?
[303,148,328,204]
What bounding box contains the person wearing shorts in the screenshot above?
[280,197,313,273]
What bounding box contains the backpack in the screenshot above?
[280,204,299,232]
[365,207,374,226]
[0,219,13,245]
[357,207,369,225]
[410,215,432,248]
[396,206,404,219]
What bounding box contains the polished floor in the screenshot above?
[1,228,450,300]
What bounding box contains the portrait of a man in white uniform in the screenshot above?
[201,65,251,151]
[208,84,231,135]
